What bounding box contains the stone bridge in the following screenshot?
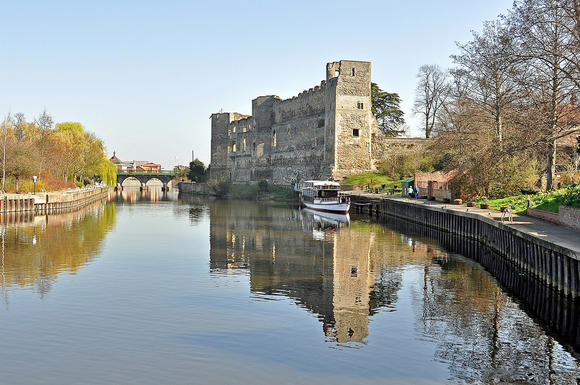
[116,171,177,191]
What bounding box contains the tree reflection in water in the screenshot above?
[0,200,116,300]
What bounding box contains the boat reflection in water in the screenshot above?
[300,208,349,241]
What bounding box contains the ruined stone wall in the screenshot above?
[371,137,432,169]
[269,81,334,184]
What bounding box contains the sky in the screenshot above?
[0,0,514,168]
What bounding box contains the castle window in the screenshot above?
[273,131,277,148]
[357,102,364,109]
[352,68,355,76]
[227,145,231,153]
[317,119,324,128]
[243,138,247,152]
[232,142,237,152]
[253,142,256,152]
[243,126,247,133]
[352,129,359,137]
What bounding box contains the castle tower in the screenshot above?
[327,60,374,180]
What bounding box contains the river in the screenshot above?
[0,188,578,384]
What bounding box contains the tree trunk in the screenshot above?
[546,139,557,190]
[574,0,580,38]
[496,113,503,146]
[425,115,431,138]
[15,177,19,194]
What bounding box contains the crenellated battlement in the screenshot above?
[210,60,378,185]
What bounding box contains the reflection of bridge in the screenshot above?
[116,170,177,191]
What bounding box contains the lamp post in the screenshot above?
[32,175,37,194]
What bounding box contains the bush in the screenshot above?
[450,155,539,200]
[378,154,419,179]
[562,183,580,208]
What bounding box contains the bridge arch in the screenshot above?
[120,176,141,187]
[116,171,177,191]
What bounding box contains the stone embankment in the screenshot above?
[347,192,580,298]
[1,187,109,215]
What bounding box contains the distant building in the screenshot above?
[414,171,456,202]
[109,152,161,172]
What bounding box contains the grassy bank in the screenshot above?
[342,172,402,190]
[474,183,580,214]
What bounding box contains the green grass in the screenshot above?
[473,184,580,214]
[342,172,401,190]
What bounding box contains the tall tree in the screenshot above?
[511,0,579,189]
[0,113,12,191]
[5,139,36,193]
[188,159,206,182]
[451,20,520,145]
[413,65,448,138]
[13,113,26,142]
[35,109,53,175]
[371,83,406,137]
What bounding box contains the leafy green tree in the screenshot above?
[188,159,206,182]
[6,139,36,193]
[174,165,190,180]
[371,82,406,137]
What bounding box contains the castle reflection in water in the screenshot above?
[205,199,444,344]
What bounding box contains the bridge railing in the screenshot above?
[117,170,176,176]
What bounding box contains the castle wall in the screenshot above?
[371,137,432,169]
[269,81,333,184]
[211,60,402,185]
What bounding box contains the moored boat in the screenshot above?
[296,180,350,214]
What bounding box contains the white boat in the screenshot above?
[297,180,350,214]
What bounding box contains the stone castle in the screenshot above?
[210,60,428,185]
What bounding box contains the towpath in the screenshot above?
[347,191,580,255]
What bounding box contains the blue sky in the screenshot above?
[0,0,513,167]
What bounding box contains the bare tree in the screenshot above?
[13,113,26,143]
[0,113,14,191]
[511,0,579,189]
[34,109,53,176]
[451,20,521,146]
[413,64,448,138]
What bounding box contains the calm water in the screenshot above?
[0,188,579,384]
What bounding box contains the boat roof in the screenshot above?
[303,180,341,187]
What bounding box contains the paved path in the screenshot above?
[347,191,580,254]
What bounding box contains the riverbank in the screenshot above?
[1,186,109,215]
[347,191,580,298]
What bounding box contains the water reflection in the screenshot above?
[0,200,116,300]
[205,200,579,382]
[111,186,172,203]
[208,200,439,345]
